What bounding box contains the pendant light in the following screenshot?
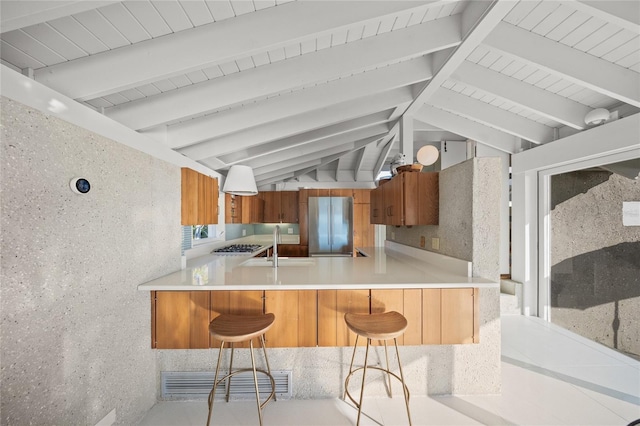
[416,145,439,166]
[223,165,258,196]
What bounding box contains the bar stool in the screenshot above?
[206,313,276,426]
[344,311,411,426]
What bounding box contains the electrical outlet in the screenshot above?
[288,228,293,234]
[242,229,246,237]
[432,237,440,250]
[420,236,425,248]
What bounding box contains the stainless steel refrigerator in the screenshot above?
[308,196,353,257]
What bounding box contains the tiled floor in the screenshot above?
[140,315,640,425]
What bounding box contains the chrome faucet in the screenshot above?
[272,225,281,268]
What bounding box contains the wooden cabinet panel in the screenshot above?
[422,289,442,344]
[225,193,242,224]
[354,203,374,252]
[299,203,308,245]
[265,290,317,347]
[441,288,477,344]
[280,191,299,222]
[370,289,422,345]
[370,186,384,224]
[277,244,306,257]
[417,172,439,225]
[336,290,370,347]
[240,195,263,223]
[210,290,264,348]
[384,175,404,226]
[262,191,299,223]
[181,168,199,225]
[154,291,210,349]
[318,290,337,346]
[330,189,352,197]
[181,168,218,225]
[353,189,371,204]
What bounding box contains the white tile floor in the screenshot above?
[140,316,640,426]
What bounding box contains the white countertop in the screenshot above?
[138,241,497,291]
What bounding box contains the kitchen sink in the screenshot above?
[240,257,316,267]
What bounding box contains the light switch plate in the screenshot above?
[242,229,246,236]
[288,228,293,234]
[432,237,440,250]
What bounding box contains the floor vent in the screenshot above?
[161,371,292,400]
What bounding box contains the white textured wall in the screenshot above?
[1,97,181,425]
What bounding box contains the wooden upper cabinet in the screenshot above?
[262,191,299,223]
[225,193,242,224]
[181,168,218,225]
[353,189,371,204]
[370,186,384,224]
[241,195,263,223]
[371,172,439,226]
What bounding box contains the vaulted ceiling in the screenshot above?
[2,1,639,189]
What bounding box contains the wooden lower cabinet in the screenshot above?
[265,290,317,347]
[151,288,479,349]
[153,291,211,349]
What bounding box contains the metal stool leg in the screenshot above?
[259,334,277,402]
[356,338,371,426]
[383,340,393,396]
[344,335,360,399]
[225,342,234,402]
[207,341,226,426]
[249,339,264,426]
[394,338,412,426]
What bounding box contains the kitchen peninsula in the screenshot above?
[139,241,496,350]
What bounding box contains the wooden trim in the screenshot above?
[473,288,480,344]
[151,291,156,349]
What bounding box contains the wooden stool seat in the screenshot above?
[209,313,275,342]
[344,311,408,340]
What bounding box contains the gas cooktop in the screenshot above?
[212,244,263,254]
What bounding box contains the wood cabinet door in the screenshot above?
[225,193,242,224]
[154,291,210,349]
[422,289,442,344]
[402,172,420,226]
[441,288,478,344]
[353,203,374,252]
[280,191,299,222]
[336,290,370,346]
[370,187,384,224]
[181,168,199,225]
[262,192,281,223]
[370,289,422,345]
[353,189,371,204]
[299,203,308,245]
[384,176,404,226]
[318,289,368,347]
[210,290,264,348]
[265,290,317,347]
[417,172,439,225]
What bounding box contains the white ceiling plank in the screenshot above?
[452,61,592,129]
[0,1,118,33]
[177,85,415,160]
[373,134,397,178]
[151,1,193,33]
[404,0,517,115]
[354,147,367,181]
[257,173,295,186]
[567,0,640,33]
[415,105,519,153]
[105,14,461,130]
[247,133,385,172]
[430,88,555,144]
[254,144,362,178]
[165,56,431,145]
[484,22,640,108]
[217,112,392,164]
[255,160,323,181]
[33,1,450,100]
[232,126,390,170]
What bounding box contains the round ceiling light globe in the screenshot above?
[416,145,439,166]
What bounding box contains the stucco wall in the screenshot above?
[157,158,502,399]
[550,171,640,357]
[1,97,181,425]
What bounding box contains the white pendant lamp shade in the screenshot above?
[416,145,439,166]
[223,165,258,196]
